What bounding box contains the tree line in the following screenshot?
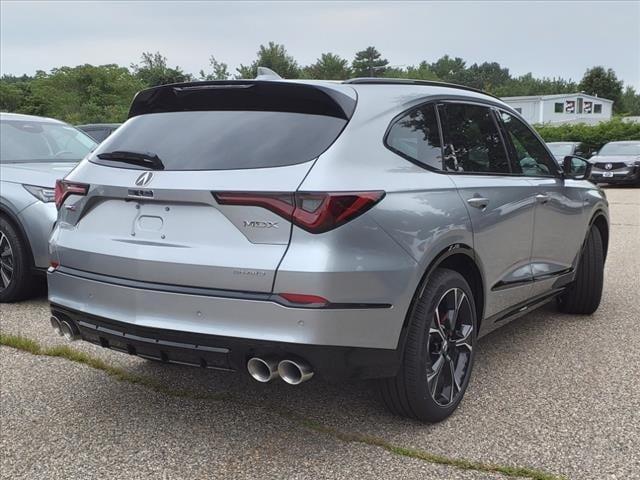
[1,43,639,124]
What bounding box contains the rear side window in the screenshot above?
[438,103,510,174]
[499,112,555,176]
[91,111,347,171]
[386,104,443,170]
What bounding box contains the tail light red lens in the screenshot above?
[294,192,385,233]
[54,179,89,210]
[214,192,295,220]
[214,191,385,234]
[277,293,329,306]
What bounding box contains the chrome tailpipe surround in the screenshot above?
[247,356,280,383]
[277,359,314,385]
[50,316,62,336]
[50,315,79,341]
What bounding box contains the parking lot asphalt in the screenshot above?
[1,187,639,480]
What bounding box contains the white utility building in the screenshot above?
[501,93,613,125]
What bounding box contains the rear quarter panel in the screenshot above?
[295,87,474,343]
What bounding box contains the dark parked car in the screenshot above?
[76,123,121,143]
[589,141,640,185]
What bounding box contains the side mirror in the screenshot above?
[562,155,591,180]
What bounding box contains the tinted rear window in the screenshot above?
[90,111,347,170]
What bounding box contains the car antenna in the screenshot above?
[255,67,282,80]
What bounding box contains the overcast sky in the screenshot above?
[1,1,639,87]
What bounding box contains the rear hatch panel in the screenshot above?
[55,163,313,292]
[53,80,356,294]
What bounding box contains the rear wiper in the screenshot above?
[96,150,164,170]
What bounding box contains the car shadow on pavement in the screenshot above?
[111,301,582,435]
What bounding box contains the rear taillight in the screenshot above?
[54,179,89,210]
[214,191,385,234]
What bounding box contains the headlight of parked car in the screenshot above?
[23,184,55,203]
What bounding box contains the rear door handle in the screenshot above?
[467,197,489,209]
[535,194,550,204]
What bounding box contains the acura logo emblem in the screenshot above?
[605,163,612,170]
[135,171,153,186]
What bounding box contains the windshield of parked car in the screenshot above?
[547,143,575,156]
[598,143,640,156]
[0,119,97,163]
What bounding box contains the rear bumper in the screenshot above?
[49,304,401,379]
[47,267,403,349]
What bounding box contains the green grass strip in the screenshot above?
[0,333,230,401]
[286,416,564,480]
[0,333,564,480]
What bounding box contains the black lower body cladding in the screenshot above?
[50,304,402,380]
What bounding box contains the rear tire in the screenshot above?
[557,226,604,314]
[0,217,34,303]
[379,268,477,423]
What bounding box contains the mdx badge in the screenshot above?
[243,221,279,229]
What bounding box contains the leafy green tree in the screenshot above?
[236,42,300,79]
[199,56,230,80]
[535,118,640,152]
[352,46,388,77]
[459,62,511,91]
[0,74,34,113]
[619,86,640,115]
[303,53,351,80]
[495,73,578,97]
[380,66,409,78]
[579,66,624,111]
[3,50,637,127]
[404,62,439,81]
[22,64,144,123]
[0,80,28,112]
[429,55,466,82]
[131,52,191,87]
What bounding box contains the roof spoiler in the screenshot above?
[128,80,356,120]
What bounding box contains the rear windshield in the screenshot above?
[0,120,96,163]
[90,111,347,170]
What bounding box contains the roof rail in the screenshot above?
[343,78,501,100]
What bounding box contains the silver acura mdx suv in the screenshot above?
[48,77,608,422]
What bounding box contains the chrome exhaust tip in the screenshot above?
[278,359,314,385]
[59,320,79,341]
[50,316,63,336]
[247,357,279,383]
